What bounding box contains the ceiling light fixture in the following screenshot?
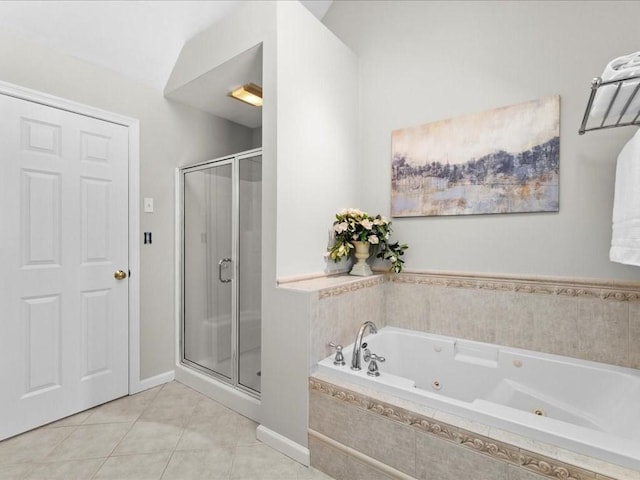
[228,83,263,107]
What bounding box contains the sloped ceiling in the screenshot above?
[0,1,332,93]
[167,44,264,129]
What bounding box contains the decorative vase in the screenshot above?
[350,241,372,276]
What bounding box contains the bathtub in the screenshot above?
[315,326,640,472]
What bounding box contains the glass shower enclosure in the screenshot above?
[180,149,262,396]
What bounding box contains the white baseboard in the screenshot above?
[257,425,310,466]
[130,370,175,395]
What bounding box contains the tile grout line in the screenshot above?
[228,444,239,480]
[89,456,111,480]
[90,382,167,479]
[134,382,175,480]
[88,415,139,479]
[39,423,81,465]
[158,450,177,480]
[159,387,195,480]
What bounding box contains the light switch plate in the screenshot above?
[143,197,154,213]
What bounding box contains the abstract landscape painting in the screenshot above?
[391,96,560,217]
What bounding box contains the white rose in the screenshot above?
[368,235,379,244]
[361,219,373,230]
[334,222,348,233]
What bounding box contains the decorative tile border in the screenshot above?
[309,377,618,480]
[317,275,385,299]
[390,270,640,302]
[306,270,640,301]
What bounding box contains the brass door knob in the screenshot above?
[114,270,127,280]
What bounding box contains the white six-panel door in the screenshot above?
[0,93,129,440]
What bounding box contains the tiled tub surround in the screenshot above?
[309,374,638,480]
[315,326,640,472]
[295,270,640,480]
[280,274,387,371]
[307,270,640,370]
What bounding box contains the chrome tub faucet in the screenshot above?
[351,321,378,371]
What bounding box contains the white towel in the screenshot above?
[603,52,640,79]
[610,128,640,266]
[602,52,640,81]
[591,51,640,122]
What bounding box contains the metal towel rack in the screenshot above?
[578,73,640,134]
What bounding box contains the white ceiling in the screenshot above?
[0,0,333,93]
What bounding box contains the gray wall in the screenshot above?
[168,1,358,451]
[0,30,254,380]
[323,0,640,281]
[268,0,358,448]
[274,1,359,279]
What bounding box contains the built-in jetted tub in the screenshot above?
[315,326,640,473]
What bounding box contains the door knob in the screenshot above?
[114,270,127,280]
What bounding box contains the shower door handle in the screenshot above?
[218,258,232,283]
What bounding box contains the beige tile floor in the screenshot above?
[0,381,333,480]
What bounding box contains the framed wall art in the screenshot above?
[391,95,560,217]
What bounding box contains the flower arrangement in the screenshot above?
[328,208,408,273]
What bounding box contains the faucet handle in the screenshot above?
[328,342,345,366]
[363,348,385,364]
[370,353,386,363]
[364,349,386,377]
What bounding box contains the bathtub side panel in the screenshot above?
[415,430,509,480]
[507,465,549,480]
[309,377,636,480]
[309,386,416,476]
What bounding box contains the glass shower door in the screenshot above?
[183,161,234,381]
[238,153,262,393]
[181,150,262,397]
